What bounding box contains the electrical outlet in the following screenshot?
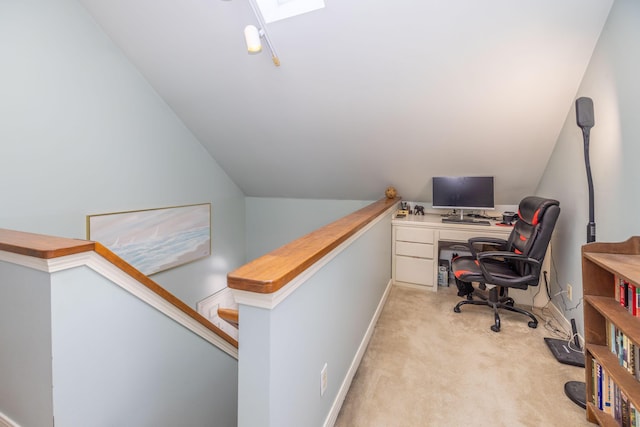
[567,284,573,301]
[320,363,328,396]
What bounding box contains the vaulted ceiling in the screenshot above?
[78,0,613,203]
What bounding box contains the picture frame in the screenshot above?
[87,203,211,275]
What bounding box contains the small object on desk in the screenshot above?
[501,211,517,225]
[414,205,425,215]
[395,213,406,218]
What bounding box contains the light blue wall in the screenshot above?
[537,0,640,333]
[237,212,392,427]
[0,0,246,308]
[50,266,238,427]
[245,198,373,260]
[0,262,54,427]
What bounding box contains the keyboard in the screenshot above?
[442,218,491,226]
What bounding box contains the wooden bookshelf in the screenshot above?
[583,237,640,425]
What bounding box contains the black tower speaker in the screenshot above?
[576,96,596,243]
[576,97,595,129]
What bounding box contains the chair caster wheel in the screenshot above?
[528,321,538,328]
[491,315,500,332]
[454,306,461,313]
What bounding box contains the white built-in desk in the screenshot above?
[392,213,512,291]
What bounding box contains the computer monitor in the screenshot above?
[432,176,494,220]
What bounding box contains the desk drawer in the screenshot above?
[396,241,434,259]
[396,227,434,244]
[395,256,433,286]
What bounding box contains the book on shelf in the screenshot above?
[592,357,640,425]
[607,320,640,380]
[616,276,640,318]
[604,369,613,415]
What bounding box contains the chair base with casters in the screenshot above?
[453,285,538,332]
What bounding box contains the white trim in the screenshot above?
[393,281,436,292]
[0,250,92,273]
[323,279,393,427]
[47,251,95,273]
[0,411,20,427]
[0,250,238,359]
[196,288,239,341]
[549,301,570,333]
[231,206,396,310]
[0,251,52,272]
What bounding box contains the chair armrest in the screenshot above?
[467,237,508,257]
[468,237,508,246]
[475,251,541,287]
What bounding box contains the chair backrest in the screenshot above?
[505,196,560,280]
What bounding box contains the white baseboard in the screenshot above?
[0,412,20,427]
[323,279,393,427]
[548,300,571,332]
[393,281,435,292]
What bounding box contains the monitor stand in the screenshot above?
[443,209,467,222]
[442,209,487,224]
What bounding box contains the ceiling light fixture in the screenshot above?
[244,25,263,54]
[245,0,280,66]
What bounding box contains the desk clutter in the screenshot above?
[396,201,426,217]
[395,200,509,223]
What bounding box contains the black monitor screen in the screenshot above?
[432,176,494,210]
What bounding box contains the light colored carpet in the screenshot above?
[334,284,590,427]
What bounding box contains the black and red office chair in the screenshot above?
[452,196,560,332]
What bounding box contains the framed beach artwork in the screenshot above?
[87,203,211,275]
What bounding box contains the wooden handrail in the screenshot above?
[0,228,96,258]
[0,228,238,349]
[227,197,399,294]
[218,308,239,327]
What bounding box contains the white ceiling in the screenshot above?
[78,0,613,203]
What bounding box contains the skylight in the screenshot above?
[255,0,325,23]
